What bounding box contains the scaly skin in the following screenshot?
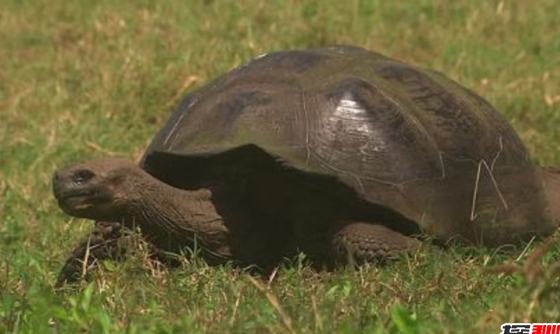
[56,221,123,287]
[540,166,560,223]
[53,158,420,286]
[53,159,231,286]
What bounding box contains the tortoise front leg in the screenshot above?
[332,222,419,265]
[56,221,124,288]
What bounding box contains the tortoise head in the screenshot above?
[52,158,146,221]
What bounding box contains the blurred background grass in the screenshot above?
[1,0,559,333]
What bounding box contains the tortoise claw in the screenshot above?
[55,221,123,288]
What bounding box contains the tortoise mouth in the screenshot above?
[56,189,97,202]
[55,189,100,211]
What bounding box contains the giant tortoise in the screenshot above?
[53,46,560,286]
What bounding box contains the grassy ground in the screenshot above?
[1,0,560,333]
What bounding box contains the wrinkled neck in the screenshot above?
[123,173,229,257]
[540,166,560,224]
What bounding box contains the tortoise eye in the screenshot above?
[73,169,95,184]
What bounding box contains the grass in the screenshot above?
[1,0,560,333]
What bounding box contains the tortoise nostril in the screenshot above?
[73,169,95,185]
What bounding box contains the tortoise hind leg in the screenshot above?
[332,222,419,265]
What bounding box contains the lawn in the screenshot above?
[1,0,560,333]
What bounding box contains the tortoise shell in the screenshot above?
[142,46,555,246]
